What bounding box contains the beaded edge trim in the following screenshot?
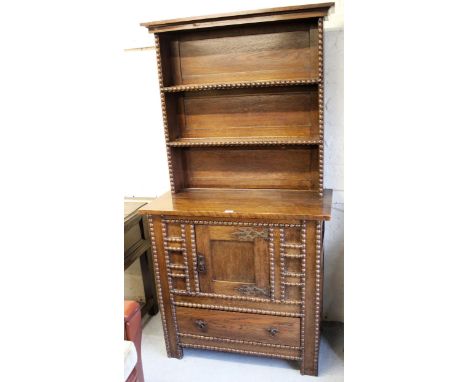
[269,228,275,300]
[173,290,301,305]
[174,301,303,318]
[279,226,307,303]
[147,215,171,357]
[318,17,324,197]
[300,222,308,372]
[167,139,322,147]
[154,35,175,193]
[161,221,183,357]
[179,333,301,350]
[312,221,322,372]
[162,219,302,227]
[190,224,200,292]
[279,228,286,302]
[180,224,191,292]
[161,78,320,92]
[179,343,301,361]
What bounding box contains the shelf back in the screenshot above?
[159,21,320,86]
[166,86,318,140]
[171,146,319,191]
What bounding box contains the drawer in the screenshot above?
[176,307,300,347]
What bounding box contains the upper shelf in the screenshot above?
[161,79,320,93]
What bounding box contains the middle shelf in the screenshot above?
[161,79,320,93]
[167,136,321,147]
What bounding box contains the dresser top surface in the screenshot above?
[141,2,334,33]
[139,188,332,220]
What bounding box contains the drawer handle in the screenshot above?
[195,319,208,331]
[266,327,279,336]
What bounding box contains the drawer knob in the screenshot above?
[266,327,279,336]
[195,319,208,331]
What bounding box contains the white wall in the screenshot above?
[323,21,344,322]
[121,1,344,321]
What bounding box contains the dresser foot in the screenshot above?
[300,365,318,376]
[167,348,183,359]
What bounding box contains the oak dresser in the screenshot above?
[139,2,334,376]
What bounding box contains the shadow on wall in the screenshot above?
[323,206,344,322]
[322,26,344,323]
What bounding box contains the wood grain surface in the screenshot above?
[141,3,334,33]
[172,87,318,139]
[139,188,332,220]
[176,306,301,346]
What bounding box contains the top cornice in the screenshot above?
[141,3,334,33]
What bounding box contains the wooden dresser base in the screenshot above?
[146,214,326,376]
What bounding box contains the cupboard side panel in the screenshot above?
[301,220,321,375]
[149,215,182,358]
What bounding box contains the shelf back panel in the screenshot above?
[177,146,319,190]
[168,87,318,140]
[161,21,319,86]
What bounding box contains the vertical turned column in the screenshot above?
[318,17,324,197]
[301,220,322,375]
[154,34,176,193]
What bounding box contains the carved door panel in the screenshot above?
[195,225,270,298]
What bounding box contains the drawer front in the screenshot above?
[176,306,300,347]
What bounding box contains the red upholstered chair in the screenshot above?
[124,301,145,382]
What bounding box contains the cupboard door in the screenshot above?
[195,225,270,298]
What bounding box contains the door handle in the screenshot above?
[197,253,206,273]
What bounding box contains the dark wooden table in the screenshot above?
[125,198,158,317]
